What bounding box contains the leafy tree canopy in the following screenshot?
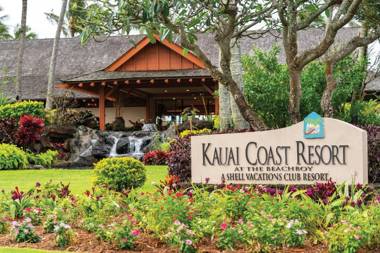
[242,47,367,128]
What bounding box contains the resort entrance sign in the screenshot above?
[191,113,368,184]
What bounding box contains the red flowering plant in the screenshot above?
[154,175,180,194]
[11,187,32,219]
[15,115,45,150]
[143,150,169,165]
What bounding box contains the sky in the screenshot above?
[0,0,61,38]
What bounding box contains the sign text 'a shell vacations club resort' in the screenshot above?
[191,112,368,185]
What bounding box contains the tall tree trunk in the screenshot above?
[15,0,27,100]
[288,68,302,123]
[46,0,68,109]
[230,40,250,130]
[358,23,369,99]
[218,48,232,130]
[321,62,336,117]
[218,82,232,130]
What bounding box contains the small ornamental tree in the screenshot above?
[94,157,146,192]
[275,0,380,123]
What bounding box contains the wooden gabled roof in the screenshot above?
[105,35,205,72]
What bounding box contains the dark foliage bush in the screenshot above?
[143,150,169,165]
[15,115,45,149]
[359,125,380,183]
[168,136,191,183]
[0,118,18,144]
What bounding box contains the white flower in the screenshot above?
[295,229,307,235]
[25,217,32,223]
[286,221,294,229]
[174,220,181,226]
[286,219,299,229]
[186,229,195,236]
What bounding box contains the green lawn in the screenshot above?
[0,166,168,253]
[0,166,168,194]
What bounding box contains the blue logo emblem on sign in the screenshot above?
[304,112,324,139]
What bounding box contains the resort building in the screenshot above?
[0,28,375,130]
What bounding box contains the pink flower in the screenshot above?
[220,222,228,231]
[185,239,192,245]
[131,229,140,237]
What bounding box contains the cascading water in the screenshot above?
[108,133,149,159]
[127,136,145,158]
[109,135,120,157]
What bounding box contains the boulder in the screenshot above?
[64,125,157,167]
[116,137,130,154]
[111,117,125,131]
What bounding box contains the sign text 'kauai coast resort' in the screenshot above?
[191,112,368,185]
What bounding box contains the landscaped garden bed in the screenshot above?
[0,174,379,253]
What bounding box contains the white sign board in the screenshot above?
[191,117,368,185]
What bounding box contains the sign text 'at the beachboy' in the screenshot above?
[191,113,368,185]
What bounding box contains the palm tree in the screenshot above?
[0,6,12,40]
[46,0,68,109]
[13,25,37,40]
[15,0,28,100]
[45,0,86,38]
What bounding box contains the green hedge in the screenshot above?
[94,157,146,192]
[0,143,29,170]
[0,144,59,170]
[0,101,45,120]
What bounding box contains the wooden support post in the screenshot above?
[145,96,151,122]
[99,86,106,130]
[214,96,219,115]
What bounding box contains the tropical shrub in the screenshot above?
[0,143,29,170]
[360,125,380,183]
[15,114,45,149]
[0,101,45,120]
[159,141,171,152]
[168,136,191,183]
[340,100,380,125]
[0,219,7,234]
[94,157,146,192]
[47,108,98,128]
[28,150,58,168]
[0,118,18,144]
[143,150,169,165]
[326,205,380,253]
[179,128,212,138]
